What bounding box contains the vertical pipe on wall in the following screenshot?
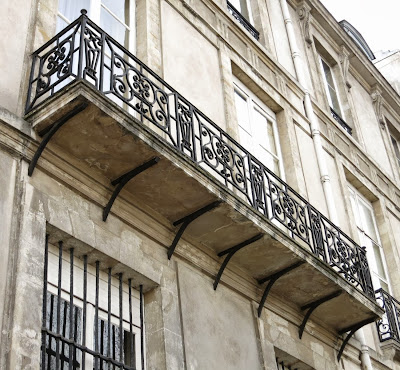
[279,1,373,368]
[279,0,338,224]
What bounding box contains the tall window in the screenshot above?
[390,133,400,168]
[233,79,284,177]
[57,0,134,49]
[41,237,144,369]
[348,186,390,292]
[319,56,343,118]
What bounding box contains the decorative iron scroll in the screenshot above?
[26,11,374,299]
[376,289,400,343]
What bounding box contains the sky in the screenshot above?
[319,0,400,53]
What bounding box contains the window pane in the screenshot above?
[328,85,341,113]
[235,91,251,133]
[101,7,128,46]
[267,121,277,155]
[102,0,129,25]
[372,242,387,279]
[321,59,341,113]
[349,189,363,229]
[391,135,400,162]
[56,16,68,33]
[359,200,379,242]
[252,108,268,140]
[58,0,90,22]
[238,126,253,152]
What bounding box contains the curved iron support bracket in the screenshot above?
[167,201,222,260]
[337,317,376,362]
[28,103,88,176]
[213,233,263,290]
[257,261,305,317]
[298,291,342,339]
[103,157,160,221]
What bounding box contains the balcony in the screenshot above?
[226,1,260,40]
[375,289,400,358]
[25,11,382,353]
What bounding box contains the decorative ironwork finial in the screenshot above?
[81,9,88,15]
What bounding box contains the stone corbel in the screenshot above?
[371,86,386,129]
[339,45,352,90]
[297,1,312,46]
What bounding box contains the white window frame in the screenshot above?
[233,77,285,179]
[318,55,344,119]
[347,185,391,293]
[57,0,135,53]
[46,243,143,369]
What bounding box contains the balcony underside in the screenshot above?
[26,81,382,335]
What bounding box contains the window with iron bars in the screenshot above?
[41,235,145,369]
[276,358,299,370]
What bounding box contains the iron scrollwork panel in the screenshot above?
[27,22,81,111]
[325,224,363,289]
[267,173,309,244]
[175,96,196,160]
[110,53,172,142]
[249,159,268,215]
[376,289,400,343]
[199,119,247,194]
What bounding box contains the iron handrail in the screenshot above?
[25,11,374,299]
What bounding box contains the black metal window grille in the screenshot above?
[45,294,82,368]
[41,235,145,370]
[27,12,374,300]
[226,1,260,40]
[276,358,299,370]
[375,288,400,343]
[330,108,352,135]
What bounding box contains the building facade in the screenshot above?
[1,0,400,369]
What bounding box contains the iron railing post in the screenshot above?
[77,9,88,79]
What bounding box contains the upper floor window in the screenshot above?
[390,133,400,168]
[233,78,284,177]
[57,0,134,49]
[319,56,343,118]
[348,185,390,292]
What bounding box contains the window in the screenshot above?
[229,0,252,22]
[57,0,134,49]
[319,56,343,118]
[41,237,144,369]
[275,348,313,370]
[390,134,400,168]
[233,79,284,178]
[348,186,390,292]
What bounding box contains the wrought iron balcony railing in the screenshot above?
[26,11,374,299]
[330,108,353,135]
[376,289,400,343]
[226,1,260,40]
